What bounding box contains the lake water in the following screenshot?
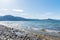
[0,21,60,36]
[0,21,60,32]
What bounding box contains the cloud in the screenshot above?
[45,12,52,15]
[40,12,51,18]
[12,9,24,12]
[0,9,10,12]
[0,9,24,13]
[3,9,8,11]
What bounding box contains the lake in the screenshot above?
[0,21,60,31]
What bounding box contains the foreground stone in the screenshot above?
[0,25,60,40]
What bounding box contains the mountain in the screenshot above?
[0,15,60,21]
[0,15,28,21]
[0,15,40,21]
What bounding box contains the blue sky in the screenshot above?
[0,0,60,19]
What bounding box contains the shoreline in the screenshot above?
[0,24,60,40]
[1,23,60,33]
[0,23,60,37]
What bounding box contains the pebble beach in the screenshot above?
[0,25,60,40]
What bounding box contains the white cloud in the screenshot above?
[0,8,10,12]
[0,8,24,13]
[45,12,52,15]
[3,9,8,11]
[33,12,53,19]
[12,9,24,12]
[0,8,24,16]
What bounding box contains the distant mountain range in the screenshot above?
[0,15,60,21]
[0,15,40,21]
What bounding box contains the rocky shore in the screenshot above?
[0,25,60,40]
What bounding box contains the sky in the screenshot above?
[0,0,60,19]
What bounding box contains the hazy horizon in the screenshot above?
[0,0,60,19]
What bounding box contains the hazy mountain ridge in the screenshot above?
[0,15,60,21]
